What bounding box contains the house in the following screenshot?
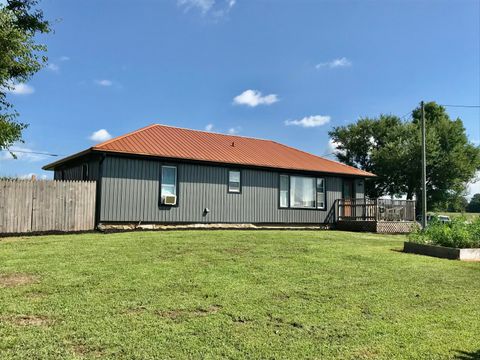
[43,124,377,228]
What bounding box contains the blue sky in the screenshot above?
[1,0,479,192]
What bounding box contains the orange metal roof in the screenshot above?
[95,124,374,177]
[45,124,375,177]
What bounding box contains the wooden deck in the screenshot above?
[326,198,417,233]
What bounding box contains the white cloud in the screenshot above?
[327,138,339,153]
[178,0,236,17]
[204,124,240,134]
[59,56,70,61]
[89,129,112,142]
[227,126,240,135]
[2,82,35,95]
[285,115,331,128]
[315,57,352,69]
[213,0,236,17]
[94,79,113,87]
[0,146,49,162]
[47,63,59,72]
[233,89,279,107]
[178,0,215,14]
[327,138,346,156]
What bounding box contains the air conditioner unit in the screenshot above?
[163,195,177,206]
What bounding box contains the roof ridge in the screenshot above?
[93,124,158,149]
[270,140,374,176]
[148,123,275,142]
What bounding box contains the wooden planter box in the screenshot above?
[403,242,480,261]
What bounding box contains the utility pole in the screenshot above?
[421,101,427,228]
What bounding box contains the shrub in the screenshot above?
[408,216,480,248]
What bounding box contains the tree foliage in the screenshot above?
[0,0,50,152]
[467,193,480,213]
[329,102,480,211]
[444,193,468,213]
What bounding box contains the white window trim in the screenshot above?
[161,165,177,199]
[289,175,317,209]
[228,170,241,193]
[279,174,289,208]
[279,174,326,210]
[316,178,326,210]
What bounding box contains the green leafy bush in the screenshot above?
[409,216,480,248]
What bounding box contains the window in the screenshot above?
[279,174,326,210]
[228,170,241,193]
[161,166,177,199]
[316,178,326,210]
[279,175,289,208]
[290,176,316,208]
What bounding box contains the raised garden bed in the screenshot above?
[404,242,480,261]
[406,215,480,260]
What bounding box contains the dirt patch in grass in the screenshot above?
[156,309,185,320]
[351,346,380,359]
[272,291,291,301]
[25,290,47,300]
[71,344,105,358]
[4,315,52,327]
[0,273,39,287]
[268,313,304,330]
[194,304,222,315]
[122,305,147,315]
[156,305,222,320]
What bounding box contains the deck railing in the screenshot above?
[337,198,416,222]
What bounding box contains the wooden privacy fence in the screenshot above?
[0,180,96,234]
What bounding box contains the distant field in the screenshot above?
[0,230,479,359]
[439,212,480,220]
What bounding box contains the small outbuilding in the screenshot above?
[43,124,377,228]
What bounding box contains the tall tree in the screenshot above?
[329,102,480,210]
[0,0,50,153]
[467,194,480,213]
[445,194,468,213]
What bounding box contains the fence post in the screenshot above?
[337,200,340,221]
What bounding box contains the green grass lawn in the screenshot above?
[0,230,479,360]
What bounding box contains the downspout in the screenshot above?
[95,153,107,229]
